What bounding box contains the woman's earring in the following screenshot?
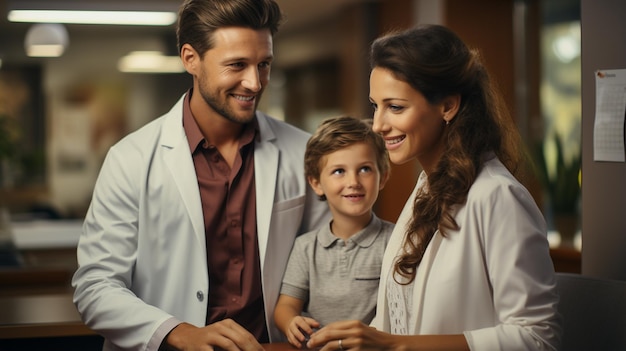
[445,119,450,125]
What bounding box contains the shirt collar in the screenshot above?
[182,89,204,153]
[317,214,384,248]
[182,88,259,153]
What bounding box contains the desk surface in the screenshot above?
[0,293,95,339]
[262,342,299,351]
[0,295,308,346]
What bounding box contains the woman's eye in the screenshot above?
[389,104,404,112]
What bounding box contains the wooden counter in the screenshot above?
[0,293,94,339]
[0,293,103,350]
[262,342,300,351]
[550,246,581,274]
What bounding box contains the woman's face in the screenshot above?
[369,67,448,173]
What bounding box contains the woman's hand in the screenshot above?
[285,316,321,348]
[306,320,390,351]
[307,320,470,351]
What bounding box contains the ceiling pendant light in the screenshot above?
[24,23,69,57]
[6,1,178,26]
[9,10,177,26]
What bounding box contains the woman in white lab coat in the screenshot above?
[306,24,561,351]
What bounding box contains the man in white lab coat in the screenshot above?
[71,1,330,350]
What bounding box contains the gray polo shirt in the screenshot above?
[279,214,394,326]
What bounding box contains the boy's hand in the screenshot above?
[286,316,321,349]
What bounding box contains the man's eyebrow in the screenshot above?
[221,55,274,63]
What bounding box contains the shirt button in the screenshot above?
[196,290,204,302]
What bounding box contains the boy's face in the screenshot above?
[309,142,386,227]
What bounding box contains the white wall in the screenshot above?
[43,32,188,216]
[581,0,626,280]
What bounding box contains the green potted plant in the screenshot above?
[534,133,581,246]
[0,113,19,189]
[0,113,19,260]
[0,113,17,160]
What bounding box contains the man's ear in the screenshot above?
[442,94,461,124]
[180,43,200,75]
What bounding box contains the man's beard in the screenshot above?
[198,85,261,124]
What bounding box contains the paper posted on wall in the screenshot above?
[594,68,626,162]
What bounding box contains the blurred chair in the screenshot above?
[555,272,626,351]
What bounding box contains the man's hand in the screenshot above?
[164,319,264,351]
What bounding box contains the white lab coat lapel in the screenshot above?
[372,180,418,332]
[411,230,443,333]
[253,112,278,271]
[374,191,444,334]
[160,99,205,245]
[373,171,445,334]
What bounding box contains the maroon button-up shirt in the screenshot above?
[182,91,268,342]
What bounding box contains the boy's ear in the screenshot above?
[307,176,325,197]
[379,171,390,190]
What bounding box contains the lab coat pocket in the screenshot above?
[266,195,306,247]
[262,195,307,298]
[272,195,306,213]
[269,195,306,239]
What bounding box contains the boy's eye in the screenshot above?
[332,168,345,175]
[360,166,373,173]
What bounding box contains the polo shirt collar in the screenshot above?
[317,214,383,248]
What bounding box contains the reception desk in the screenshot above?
[0,293,93,339]
[0,294,295,350]
[263,342,300,351]
[0,293,103,350]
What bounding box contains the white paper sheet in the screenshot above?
[594,69,626,162]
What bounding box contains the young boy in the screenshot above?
[274,116,394,348]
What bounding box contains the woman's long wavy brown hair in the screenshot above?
[370,24,525,284]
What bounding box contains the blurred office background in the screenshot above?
[6,3,626,349]
[0,0,582,268]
